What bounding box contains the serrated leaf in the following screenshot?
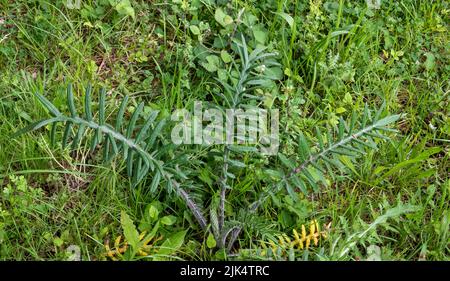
[120,210,140,252]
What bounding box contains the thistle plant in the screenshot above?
[209,37,401,251]
[224,103,400,249]
[13,84,208,230]
[14,36,401,254]
[208,35,281,248]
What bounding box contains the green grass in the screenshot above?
[0,0,448,260]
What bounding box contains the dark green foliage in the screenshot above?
[277,105,402,199]
[14,85,162,188]
[13,53,401,253]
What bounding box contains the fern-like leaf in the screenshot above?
[14,85,162,188]
[250,107,402,209]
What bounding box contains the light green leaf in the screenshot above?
[223,15,233,26]
[160,215,177,226]
[358,204,420,238]
[206,233,217,248]
[275,12,294,29]
[148,205,159,220]
[330,30,350,37]
[201,55,221,72]
[220,50,233,63]
[377,147,441,183]
[228,145,258,153]
[215,8,233,27]
[53,237,64,247]
[374,114,401,127]
[253,27,267,44]
[114,0,135,20]
[217,68,228,81]
[120,210,140,251]
[424,53,435,71]
[190,25,201,35]
[336,107,347,114]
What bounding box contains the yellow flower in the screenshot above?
[269,240,277,253]
[305,236,311,249]
[293,229,303,250]
[282,233,291,244]
[114,235,122,249]
[278,235,285,247]
[313,234,319,246]
[259,219,331,259]
[309,221,315,236]
[314,220,320,233]
[138,249,149,256]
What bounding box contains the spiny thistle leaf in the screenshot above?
[35,92,61,117]
[250,107,402,209]
[15,86,208,232]
[278,108,401,198]
[12,117,64,138]
[67,83,77,118]
[115,95,129,131]
[13,85,164,188]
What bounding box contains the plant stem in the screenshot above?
[218,145,230,233]
[173,179,208,230]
